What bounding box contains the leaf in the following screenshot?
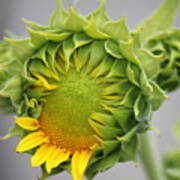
[137,0,180,42]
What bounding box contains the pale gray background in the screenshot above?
[0,0,179,179]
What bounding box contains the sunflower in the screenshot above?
[0,0,167,179]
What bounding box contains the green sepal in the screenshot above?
[86,40,106,73]
[27,27,71,47]
[112,107,134,131]
[89,150,121,172]
[140,70,153,96]
[1,124,25,140]
[65,7,88,32]
[148,81,168,110]
[30,44,49,67]
[103,17,129,41]
[102,140,120,156]
[50,0,68,28]
[85,15,109,39]
[0,97,14,114]
[46,42,61,72]
[88,0,109,29]
[89,119,123,139]
[126,63,140,87]
[105,39,123,59]
[22,18,48,31]
[0,76,23,107]
[4,38,35,61]
[73,33,92,48]
[117,125,139,142]
[119,135,138,162]
[134,94,152,121]
[134,48,163,78]
[107,59,127,78]
[119,39,141,65]
[120,87,139,108]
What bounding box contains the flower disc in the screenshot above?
[39,69,102,152]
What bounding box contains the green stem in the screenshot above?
[139,132,167,180]
[38,171,49,180]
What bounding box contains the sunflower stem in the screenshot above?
[139,132,167,180]
[38,171,49,180]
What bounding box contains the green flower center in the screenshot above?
[39,69,103,152]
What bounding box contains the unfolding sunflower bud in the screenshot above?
[0,0,167,179]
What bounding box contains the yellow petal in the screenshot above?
[72,151,92,180]
[33,73,58,90]
[31,144,52,167]
[16,132,48,152]
[16,117,39,131]
[46,148,70,174]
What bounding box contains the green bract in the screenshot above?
[0,0,179,179]
[145,29,180,92]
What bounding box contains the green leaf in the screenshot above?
[103,17,129,41]
[137,0,180,42]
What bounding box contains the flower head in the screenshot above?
[0,0,167,179]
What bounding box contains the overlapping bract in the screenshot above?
[145,29,180,92]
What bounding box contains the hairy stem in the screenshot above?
[139,132,167,180]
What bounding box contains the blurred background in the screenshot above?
[0,0,179,179]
